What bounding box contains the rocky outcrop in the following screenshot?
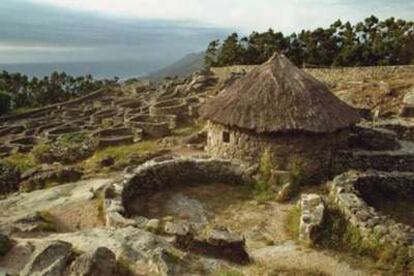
[20,165,83,192]
[68,247,117,276]
[401,89,414,117]
[0,232,11,256]
[20,240,73,276]
[0,162,21,195]
[299,194,325,245]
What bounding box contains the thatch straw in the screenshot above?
[200,53,360,133]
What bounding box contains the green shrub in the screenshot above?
[32,143,54,163]
[35,211,57,232]
[259,148,273,181]
[4,153,37,173]
[0,91,12,115]
[32,134,96,164]
[251,180,275,202]
[57,132,88,145]
[285,206,301,239]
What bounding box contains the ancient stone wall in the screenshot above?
[328,171,414,263]
[212,65,414,86]
[103,156,253,228]
[333,146,414,173]
[0,88,107,123]
[205,122,348,181]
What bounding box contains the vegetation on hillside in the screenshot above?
[205,16,414,68]
[0,71,118,115]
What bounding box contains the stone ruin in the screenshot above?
[2,66,414,274]
[0,70,218,162]
[103,155,252,264]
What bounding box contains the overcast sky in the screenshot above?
[29,0,414,32]
[1,0,413,77]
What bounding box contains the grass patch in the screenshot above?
[285,206,301,239]
[82,140,159,171]
[250,180,275,202]
[171,121,205,137]
[36,210,57,232]
[4,152,37,173]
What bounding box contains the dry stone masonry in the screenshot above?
[328,171,414,265]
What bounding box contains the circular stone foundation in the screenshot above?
[126,115,172,138]
[103,156,253,229]
[329,171,414,262]
[149,98,188,120]
[92,127,142,148]
[8,136,40,153]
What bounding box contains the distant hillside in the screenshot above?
[144,52,205,82]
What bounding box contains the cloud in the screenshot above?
[27,0,414,33]
[0,43,95,53]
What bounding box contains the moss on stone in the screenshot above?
[4,153,37,173]
[285,206,301,239]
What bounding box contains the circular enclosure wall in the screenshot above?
[126,115,171,138]
[103,155,252,229]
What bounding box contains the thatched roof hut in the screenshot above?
[200,53,360,133]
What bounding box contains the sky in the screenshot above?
[29,0,414,32]
[0,0,413,77]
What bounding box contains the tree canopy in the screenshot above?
[0,71,118,114]
[205,16,414,68]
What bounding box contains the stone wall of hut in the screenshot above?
[205,122,349,181]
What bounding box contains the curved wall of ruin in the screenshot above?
[205,122,349,180]
[102,155,252,228]
[328,171,414,263]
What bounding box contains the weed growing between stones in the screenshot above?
[285,206,301,239]
[251,180,274,202]
[3,152,37,173]
[36,210,57,232]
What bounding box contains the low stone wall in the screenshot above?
[375,119,414,142]
[333,144,414,173]
[205,122,348,181]
[0,88,107,123]
[90,109,119,124]
[212,65,414,86]
[91,127,141,149]
[7,136,39,153]
[126,115,171,138]
[149,98,188,121]
[348,126,400,151]
[44,126,82,140]
[328,171,414,263]
[103,155,253,228]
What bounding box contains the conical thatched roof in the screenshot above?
[200,53,360,133]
